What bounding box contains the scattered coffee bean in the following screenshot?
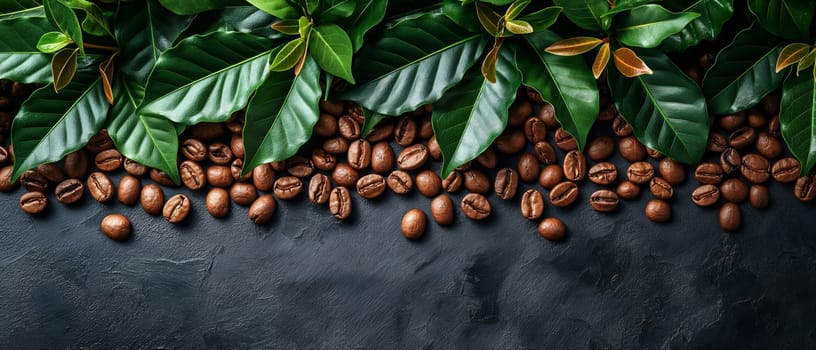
[538,217,566,241]
[590,189,619,212]
[719,202,740,232]
[0,165,18,192]
[415,170,441,197]
[150,169,177,187]
[461,193,491,220]
[312,148,337,171]
[329,187,352,219]
[538,103,559,128]
[20,191,47,215]
[768,115,781,137]
[208,143,233,165]
[231,159,250,181]
[95,149,123,172]
[36,163,65,183]
[86,129,114,153]
[368,120,394,142]
[163,194,191,223]
[616,180,641,200]
[206,188,230,218]
[550,181,579,208]
[230,134,244,159]
[338,115,362,140]
[728,126,756,149]
[563,150,586,182]
[180,160,206,191]
[332,163,360,188]
[123,158,147,176]
[442,171,463,193]
[463,169,490,194]
[427,136,442,160]
[419,116,434,139]
[252,164,276,192]
[719,112,745,131]
[64,150,90,178]
[494,168,519,200]
[627,161,654,185]
[496,129,526,154]
[520,189,544,220]
[393,116,417,146]
[401,208,426,240]
[516,153,539,183]
[649,177,673,200]
[691,185,720,207]
[707,132,728,153]
[612,116,633,137]
[347,139,372,171]
[645,199,671,223]
[274,176,302,200]
[588,162,617,185]
[533,141,557,165]
[370,142,394,174]
[287,156,314,178]
[140,184,164,215]
[694,162,723,185]
[771,157,800,183]
[117,175,140,205]
[587,136,615,162]
[538,164,563,189]
[230,182,258,206]
[189,123,224,141]
[206,165,233,188]
[430,194,455,225]
[100,214,131,241]
[509,100,532,126]
[720,178,748,204]
[658,158,685,185]
[181,139,207,161]
[554,128,577,151]
[397,144,429,171]
[794,175,816,202]
[619,136,646,162]
[646,147,663,159]
[87,171,113,203]
[55,178,84,204]
[720,147,741,174]
[524,117,547,143]
[21,169,48,192]
[740,153,770,184]
[749,185,769,209]
[248,194,276,224]
[755,131,782,159]
[387,170,413,195]
[323,136,350,154]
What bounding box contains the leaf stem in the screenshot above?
[83,43,118,52]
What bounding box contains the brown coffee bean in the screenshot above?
[307,149,335,173]
[707,132,728,153]
[252,164,275,192]
[307,173,331,205]
[587,136,615,162]
[100,214,130,241]
[387,170,413,195]
[521,189,544,220]
[206,188,230,218]
[598,104,617,121]
[367,120,394,142]
[189,123,224,141]
[54,178,84,204]
[427,136,442,160]
[36,163,65,184]
[347,139,372,170]
[314,113,338,137]
[393,116,417,146]
[771,157,800,183]
[590,189,619,212]
[646,147,663,159]
[627,161,654,184]
[319,100,344,116]
[64,150,90,178]
[538,165,563,189]
[0,146,7,165]
[366,142,392,174]
[356,173,386,199]
[462,169,489,194]
[720,178,748,204]
[248,194,276,224]
[493,168,518,200]
[649,177,674,200]
[740,153,770,184]
[728,126,756,149]
[537,103,559,128]
[554,128,578,151]
[412,170,439,198]
[94,149,123,172]
[562,150,586,182]
[524,117,547,143]
[588,162,617,185]
[208,143,233,165]
[401,208,426,240]
[476,148,497,169]
[274,176,302,200]
[230,159,250,181]
[719,202,740,232]
[645,199,671,223]
[140,184,164,215]
[749,185,769,209]
[794,175,816,201]
[418,115,433,139]
[322,137,349,155]
[286,156,314,178]
[719,112,745,131]
[538,217,566,241]
[613,116,633,137]
[509,100,532,127]
[430,194,455,225]
[230,182,258,206]
[533,141,557,165]
[720,147,741,174]
[332,163,360,188]
[123,158,147,176]
[691,185,720,207]
[21,169,48,192]
[616,180,640,200]
[117,175,140,205]
[207,165,233,188]
[461,193,491,220]
[550,181,579,208]
[329,186,352,219]
[442,171,463,193]
[658,158,685,185]
[150,169,177,187]
[694,163,723,185]
[180,160,206,191]
[619,137,646,162]
[495,129,526,154]
[227,119,243,135]
[181,139,207,161]
[0,165,18,192]
[230,134,244,159]
[768,115,781,137]
[755,131,783,160]
[20,191,47,215]
[86,129,114,153]
[163,194,191,223]
[397,144,429,171]
[517,153,539,183]
[87,171,114,203]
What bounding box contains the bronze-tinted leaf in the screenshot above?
[51,47,78,92]
[476,2,502,36]
[98,51,117,105]
[271,19,299,35]
[776,43,810,73]
[269,38,307,72]
[797,48,816,74]
[592,42,610,79]
[613,47,653,78]
[545,37,604,56]
[481,38,503,83]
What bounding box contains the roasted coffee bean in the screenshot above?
[230,134,244,159]
[20,191,47,215]
[538,165,563,189]
[550,181,579,208]
[54,178,83,204]
[230,159,250,182]
[769,115,781,137]
[616,180,640,200]
[442,171,463,193]
[0,146,6,165]
[308,174,332,204]
[419,116,434,139]
[397,144,429,171]
[619,136,646,162]
[331,163,359,188]
[86,129,114,153]
[230,182,258,206]
[598,103,617,121]
[740,153,770,183]
[588,162,617,185]
[707,132,728,153]
[658,158,685,185]
[554,128,578,151]
[37,163,65,184]
[357,173,387,199]
[367,120,394,142]
[509,100,532,127]
[719,202,740,232]
[227,119,243,135]
[21,169,48,192]
[248,195,276,224]
[720,147,741,174]
[347,139,372,170]
[269,161,286,172]
[93,149,123,172]
[516,153,539,183]
[87,172,113,203]
[401,209,426,240]
[163,194,191,223]
[772,157,800,183]
[368,142,393,174]
[750,185,769,209]
[207,165,233,188]
[314,113,338,137]
[463,169,490,194]
[590,189,619,212]
[430,194,455,225]
[612,116,633,137]
[533,141,557,165]
[206,188,230,218]
[461,193,491,220]
[755,131,783,160]
[323,137,350,154]
[208,143,233,165]
[524,117,547,143]
[100,214,130,241]
[189,123,225,141]
[64,150,90,178]
[538,217,566,241]
[319,100,344,116]
[719,112,745,131]
[646,147,663,159]
[521,189,544,220]
[150,169,177,187]
[393,116,417,146]
[427,136,442,160]
[329,186,352,219]
[476,148,497,169]
[728,126,756,149]
[562,150,586,182]
[252,164,275,192]
[117,175,140,205]
[309,148,336,172]
[414,170,441,198]
[181,139,207,161]
[140,184,164,215]
[694,163,724,185]
[123,158,147,176]
[274,176,302,200]
[720,178,748,204]
[387,170,413,195]
[645,199,671,223]
[180,160,206,191]
[794,175,816,201]
[691,184,720,207]
[0,165,18,192]
[537,103,559,128]
[495,129,526,154]
[286,156,314,178]
[649,177,673,200]
[627,161,654,185]
[587,136,615,162]
[494,168,519,200]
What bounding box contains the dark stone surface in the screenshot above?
[2,140,816,349]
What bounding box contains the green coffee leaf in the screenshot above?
[0,17,54,83]
[159,0,244,15]
[246,0,301,19]
[51,47,78,92]
[44,0,83,55]
[520,6,562,32]
[36,31,70,53]
[748,0,814,41]
[552,0,607,32]
[269,37,306,72]
[660,0,734,52]
[780,72,816,175]
[272,19,299,35]
[313,0,355,22]
[308,24,355,83]
[616,4,700,49]
[343,0,386,52]
[505,0,530,20]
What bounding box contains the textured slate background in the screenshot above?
[1,135,815,349]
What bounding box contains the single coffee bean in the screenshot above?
[123,158,147,176]
[206,188,230,218]
[476,148,497,169]
[320,100,345,116]
[117,175,140,205]
[749,185,769,209]
[189,123,225,141]
[728,126,756,149]
[314,113,338,137]
[338,115,362,140]
[645,199,671,223]
[181,139,207,161]
[427,136,442,160]
[248,194,276,224]
[646,147,663,159]
[719,112,745,131]
[64,150,90,178]
[587,136,615,162]
[0,165,19,192]
[230,134,244,159]
[413,170,440,198]
[269,160,286,172]
[740,153,770,184]
[554,128,578,151]
[401,209,426,240]
[649,177,674,200]
[95,149,123,172]
[707,132,728,153]
[367,120,394,142]
[562,150,586,182]
[720,147,741,174]
[755,132,782,160]
[430,194,455,225]
[368,142,393,174]
[419,115,433,139]
[274,176,302,200]
[771,157,800,183]
[86,129,114,153]
[588,162,617,185]
[442,171,463,193]
[550,181,579,208]
[308,173,332,204]
[163,194,191,223]
[613,116,633,137]
[230,158,251,182]
[658,158,685,185]
[691,185,720,207]
[748,109,768,128]
[524,117,547,143]
[36,163,65,184]
[521,189,545,220]
[252,164,275,192]
[357,173,387,199]
[0,146,7,165]
[627,161,654,184]
[287,156,314,178]
[538,103,559,128]
[208,143,233,165]
[590,189,619,212]
[694,163,724,185]
[461,193,491,220]
[180,160,206,191]
[309,149,336,172]
[720,178,749,204]
[20,191,47,215]
[538,217,566,241]
[55,178,84,204]
[619,137,646,162]
[517,153,540,183]
[100,214,131,241]
[509,100,532,127]
[347,139,372,170]
[493,168,519,200]
[794,175,816,201]
[393,116,417,146]
[207,165,233,188]
[598,104,617,121]
[230,182,258,206]
[140,184,164,215]
[150,169,177,187]
[87,171,114,203]
[533,141,557,165]
[387,170,413,195]
[719,202,740,232]
[538,165,563,189]
[768,115,781,137]
[463,169,490,194]
[21,169,48,192]
[329,186,352,219]
[227,119,243,135]
[396,144,429,171]
[323,137,350,155]
[616,180,640,200]
[332,163,360,188]
[495,129,526,154]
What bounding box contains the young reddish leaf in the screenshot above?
[505,19,533,34]
[51,47,78,92]
[545,37,603,56]
[481,39,503,83]
[776,43,811,73]
[271,19,300,35]
[294,48,308,75]
[613,47,653,77]
[98,51,117,104]
[476,2,502,36]
[269,38,307,72]
[592,42,610,79]
[797,48,816,75]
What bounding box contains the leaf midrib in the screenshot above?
[618,14,694,34]
[709,44,781,102]
[635,73,693,160]
[528,37,580,134]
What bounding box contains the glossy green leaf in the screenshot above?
[0,17,56,83]
[520,31,598,151]
[313,0,355,22]
[360,108,388,139]
[433,47,522,178]
[608,48,709,164]
[246,0,301,19]
[798,49,816,73]
[552,0,607,31]
[36,31,70,53]
[44,0,83,55]
[476,1,502,36]
[0,0,41,15]
[340,12,488,116]
[520,6,562,31]
[505,0,530,20]
[780,72,816,175]
[272,19,299,35]
[50,47,77,92]
[139,32,274,125]
[661,0,735,52]
[344,0,386,52]
[242,54,322,174]
[505,18,533,34]
[616,4,700,49]
[78,2,113,38]
[269,37,306,72]
[702,23,784,115]
[298,16,311,38]
[601,0,656,18]
[309,24,355,83]
[158,0,243,15]
[442,0,482,33]
[748,0,814,41]
[10,69,108,181]
[205,6,283,40]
